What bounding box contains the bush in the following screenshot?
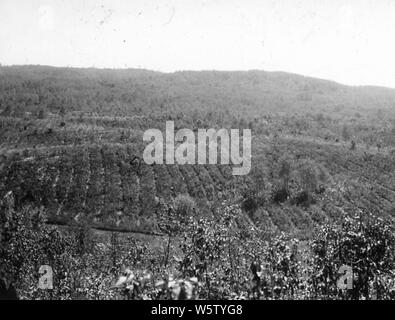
[295,159,331,207]
[173,194,196,217]
[310,214,395,299]
[241,196,258,213]
[2,192,393,300]
[272,188,289,204]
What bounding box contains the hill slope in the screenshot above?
[0,65,394,238]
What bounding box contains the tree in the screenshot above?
[350,140,356,150]
[278,157,292,195]
[342,124,351,141]
[296,160,331,207]
[173,194,196,217]
[59,106,66,116]
[156,199,184,267]
[37,108,45,119]
[310,214,395,299]
[272,155,292,204]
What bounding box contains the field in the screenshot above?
[0,66,394,299]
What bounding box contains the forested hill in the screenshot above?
[0,65,394,238]
[1,65,395,120]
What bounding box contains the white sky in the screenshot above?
[1,0,395,87]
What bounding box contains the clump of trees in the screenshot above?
[295,159,331,207]
[173,194,196,217]
[272,156,292,203]
[114,201,395,300]
[310,213,395,299]
[270,156,332,207]
[1,192,394,300]
[0,193,133,299]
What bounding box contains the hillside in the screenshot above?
[0,65,394,239]
[1,66,395,119]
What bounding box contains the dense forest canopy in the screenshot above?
[1,65,395,118]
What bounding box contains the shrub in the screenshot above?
[310,214,395,299]
[295,159,331,207]
[173,194,196,217]
[272,188,289,204]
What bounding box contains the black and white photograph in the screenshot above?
[0,0,394,307]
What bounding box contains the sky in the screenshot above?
[1,0,395,87]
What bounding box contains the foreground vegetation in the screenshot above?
[0,66,394,299]
[1,192,394,300]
